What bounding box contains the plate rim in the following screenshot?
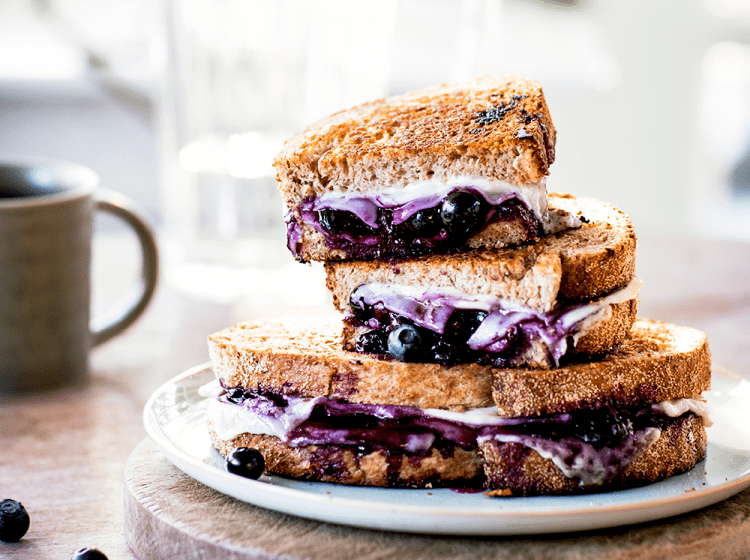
[143,363,750,534]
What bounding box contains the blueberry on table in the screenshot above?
[0,499,30,543]
[439,190,485,237]
[71,548,108,560]
[387,324,423,362]
[227,447,265,479]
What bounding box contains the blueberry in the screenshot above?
[572,408,633,448]
[431,340,458,365]
[439,190,486,237]
[227,447,265,479]
[0,499,30,542]
[405,208,442,238]
[387,324,423,362]
[71,548,108,560]
[356,330,388,354]
[317,209,374,238]
[225,388,244,403]
[444,310,487,343]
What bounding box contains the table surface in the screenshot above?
[1,232,750,559]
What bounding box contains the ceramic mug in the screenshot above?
[0,158,158,393]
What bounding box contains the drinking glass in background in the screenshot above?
[159,0,398,308]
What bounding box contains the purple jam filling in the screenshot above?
[347,284,594,367]
[219,387,685,486]
[285,186,542,261]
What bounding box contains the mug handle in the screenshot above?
[90,189,159,346]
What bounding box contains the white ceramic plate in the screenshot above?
[144,364,750,536]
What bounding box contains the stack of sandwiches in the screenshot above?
[205,76,712,495]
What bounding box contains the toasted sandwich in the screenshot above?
[324,193,640,368]
[205,317,711,494]
[274,76,558,262]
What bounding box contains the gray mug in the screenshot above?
[0,158,158,394]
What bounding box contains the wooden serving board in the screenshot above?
[124,439,750,560]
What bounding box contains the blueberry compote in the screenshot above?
[219,386,689,475]
[289,187,542,261]
[351,307,499,365]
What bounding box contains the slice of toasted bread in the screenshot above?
[277,76,557,263]
[491,319,712,417]
[208,316,495,410]
[209,425,484,489]
[275,75,555,202]
[325,193,636,313]
[480,414,706,495]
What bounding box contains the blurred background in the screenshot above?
[1,0,750,315]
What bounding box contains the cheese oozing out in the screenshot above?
[347,277,643,366]
[202,379,710,487]
[286,178,577,260]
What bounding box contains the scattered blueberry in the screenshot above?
[71,548,108,560]
[227,447,265,479]
[387,324,423,362]
[439,191,485,237]
[0,499,30,542]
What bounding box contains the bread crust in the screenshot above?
[274,76,556,205]
[209,424,483,488]
[491,319,712,417]
[480,414,707,495]
[325,193,636,312]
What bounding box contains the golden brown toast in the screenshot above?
[491,319,712,417]
[274,75,556,203]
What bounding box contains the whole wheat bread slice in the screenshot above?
[208,317,708,413]
[480,413,706,495]
[491,319,712,417]
[274,75,555,203]
[208,316,495,410]
[325,193,636,313]
[209,425,484,489]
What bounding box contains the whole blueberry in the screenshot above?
[318,209,374,238]
[439,190,486,237]
[227,447,265,479]
[0,499,30,542]
[406,208,442,238]
[71,548,108,560]
[387,324,423,362]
